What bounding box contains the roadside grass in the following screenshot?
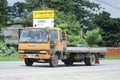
[0,55,22,61]
[101,55,120,60]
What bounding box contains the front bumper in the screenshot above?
[18,53,53,59]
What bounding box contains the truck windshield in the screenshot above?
[20,28,48,43]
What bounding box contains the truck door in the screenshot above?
[50,30,59,50]
[60,30,67,52]
[50,30,67,52]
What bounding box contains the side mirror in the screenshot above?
[18,29,23,38]
[46,27,50,34]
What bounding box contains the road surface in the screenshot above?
[0,60,120,80]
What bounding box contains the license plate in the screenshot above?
[28,54,34,58]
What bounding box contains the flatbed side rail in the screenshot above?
[66,47,107,53]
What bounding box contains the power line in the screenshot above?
[94,0,120,10]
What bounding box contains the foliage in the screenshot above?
[0,35,4,41]
[94,11,120,47]
[25,0,43,11]
[5,0,120,47]
[86,28,102,47]
[13,19,23,24]
[0,0,8,27]
[12,6,83,43]
[22,11,32,27]
[68,35,87,44]
[45,0,100,29]
[24,0,100,28]
[8,2,26,17]
[22,0,101,44]
[55,10,84,43]
[74,0,100,30]
[0,41,17,56]
[55,10,81,35]
[7,2,27,24]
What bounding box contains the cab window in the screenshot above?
[50,30,58,41]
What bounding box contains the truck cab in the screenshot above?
[18,27,67,67]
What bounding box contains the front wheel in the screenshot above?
[84,54,95,66]
[49,54,58,67]
[24,58,33,66]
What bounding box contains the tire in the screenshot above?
[64,60,73,66]
[24,58,33,66]
[84,54,95,66]
[49,54,58,67]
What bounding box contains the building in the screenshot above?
[3,23,24,45]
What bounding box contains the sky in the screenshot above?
[7,0,120,18]
[7,0,25,6]
[90,0,120,18]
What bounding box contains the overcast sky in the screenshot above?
[7,0,120,18]
[90,0,120,18]
[7,0,25,6]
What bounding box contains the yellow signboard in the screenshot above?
[33,10,54,18]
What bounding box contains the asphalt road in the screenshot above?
[0,60,120,80]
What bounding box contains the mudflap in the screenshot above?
[95,54,100,64]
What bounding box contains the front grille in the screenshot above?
[24,50,40,54]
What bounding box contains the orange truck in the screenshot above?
[18,27,106,67]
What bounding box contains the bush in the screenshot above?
[86,28,102,47]
[0,41,17,56]
[68,35,87,44]
[0,35,4,41]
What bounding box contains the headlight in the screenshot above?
[40,51,46,53]
[18,50,24,53]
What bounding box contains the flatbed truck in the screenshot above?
[18,27,106,67]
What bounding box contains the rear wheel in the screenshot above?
[84,54,95,66]
[24,58,33,66]
[49,54,58,67]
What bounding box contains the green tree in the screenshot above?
[68,35,87,44]
[12,2,26,17]
[22,11,32,27]
[25,0,43,11]
[86,28,102,47]
[25,0,100,30]
[55,10,84,44]
[45,0,100,29]
[94,11,120,47]
[72,0,100,30]
[55,10,81,35]
[0,0,8,28]
[22,0,103,45]
[8,2,26,23]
